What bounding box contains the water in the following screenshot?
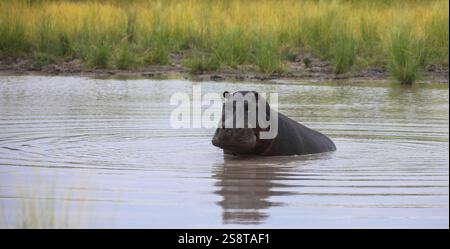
[0,76,448,228]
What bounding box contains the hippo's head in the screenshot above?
[212,91,272,155]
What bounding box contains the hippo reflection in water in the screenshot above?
[212,91,336,156]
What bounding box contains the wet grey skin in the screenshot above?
[212,91,336,156]
[212,128,257,154]
[211,90,261,155]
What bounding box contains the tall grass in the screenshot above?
[0,12,29,56]
[115,44,138,69]
[425,10,449,66]
[330,32,357,74]
[0,0,447,82]
[183,49,220,73]
[87,40,112,69]
[213,29,251,69]
[142,9,171,65]
[252,37,286,74]
[388,19,431,84]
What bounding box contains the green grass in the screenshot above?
[0,14,29,57]
[425,14,449,66]
[357,16,384,67]
[0,0,448,83]
[142,14,172,65]
[115,45,138,69]
[57,33,72,57]
[388,25,426,84]
[126,8,137,43]
[281,46,300,62]
[32,52,53,69]
[87,40,112,69]
[183,50,220,73]
[299,8,357,74]
[212,29,251,68]
[252,38,286,74]
[331,32,357,74]
[36,14,53,54]
[143,47,170,65]
[303,57,312,68]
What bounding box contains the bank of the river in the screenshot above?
[0,56,448,83]
[1,1,448,84]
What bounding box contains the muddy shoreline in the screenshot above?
[0,56,448,83]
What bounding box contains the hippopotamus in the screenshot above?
[212,91,336,156]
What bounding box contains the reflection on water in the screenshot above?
[214,156,283,225]
[214,153,333,225]
[0,76,448,228]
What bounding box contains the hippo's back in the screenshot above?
[262,113,336,156]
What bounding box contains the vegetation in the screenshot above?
[0,0,448,83]
[388,24,426,84]
[0,186,89,229]
[183,50,220,73]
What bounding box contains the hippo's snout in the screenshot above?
[212,128,257,153]
[212,128,233,147]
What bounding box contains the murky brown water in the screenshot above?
[0,76,448,228]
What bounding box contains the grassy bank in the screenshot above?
[0,0,448,84]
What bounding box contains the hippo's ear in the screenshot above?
[223,91,231,99]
